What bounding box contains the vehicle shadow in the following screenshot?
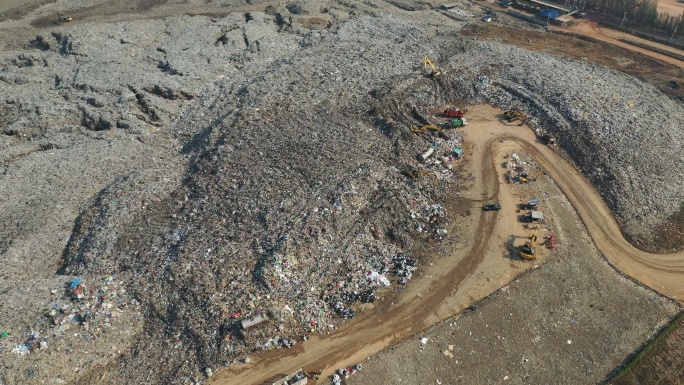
[505,234,525,261]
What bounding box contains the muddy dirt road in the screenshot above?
[209,105,684,385]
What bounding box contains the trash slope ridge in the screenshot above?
[0,1,682,384]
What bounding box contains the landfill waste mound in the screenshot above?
[0,0,683,384]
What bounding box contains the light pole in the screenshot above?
[620,11,627,27]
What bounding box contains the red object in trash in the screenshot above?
[549,234,555,250]
[230,312,242,319]
[310,321,317,326]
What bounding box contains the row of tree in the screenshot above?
[585,0,684,37]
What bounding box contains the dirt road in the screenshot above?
[558,20,684,68]
[208,105,684,385]
[658,0,684,16]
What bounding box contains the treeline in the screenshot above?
[587,0,684,37]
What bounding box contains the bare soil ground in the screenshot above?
[658,0,684,16]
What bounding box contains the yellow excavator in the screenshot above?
[519,170,545,183]
[519,230,538,260]
[410,124,442,134]
[503,110,529,126]
[403,164,438,187]
[423,56,442,78]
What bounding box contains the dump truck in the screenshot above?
[443,107,465,118]
[445,117,467,127]
[526,211,545,223]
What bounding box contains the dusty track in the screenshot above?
[209,105,684,385]
[567,21,684,68]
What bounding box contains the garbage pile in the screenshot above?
[6,276,142,359]
[331,364,363,384]
[260,336,297,350]
[502,153,540,184]
[412,133,464,176]
[410,202,449,241]
[50,276,138,336]
[11,333,48,356]
[287,371,307,384]
[392,253,418,285]
[2,0,683,380]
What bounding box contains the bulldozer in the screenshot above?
[519,231,538,260]
[58,13,73,22]
[503,110,528,126]
[423,56,442,78]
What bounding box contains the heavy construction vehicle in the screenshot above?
[445,117,468,127]
[403,164,439,187]
[58,13,73,22]
[423,56,442,78]
[443,107,465,118]
[503,110,528,125]
[519,170,545,183]
[410,124,442,134]
[519,231,537,260]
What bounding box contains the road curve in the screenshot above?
[209,105,684,385]
[475,103,684,301]
[496,135,684,300]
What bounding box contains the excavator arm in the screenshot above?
[423,56,442,78]
[530,230,538,244]
[410,124,442,133]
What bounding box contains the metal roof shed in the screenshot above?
[530,211,544,222]
[538,9,563,19]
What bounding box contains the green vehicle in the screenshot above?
[445,117,468,128]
